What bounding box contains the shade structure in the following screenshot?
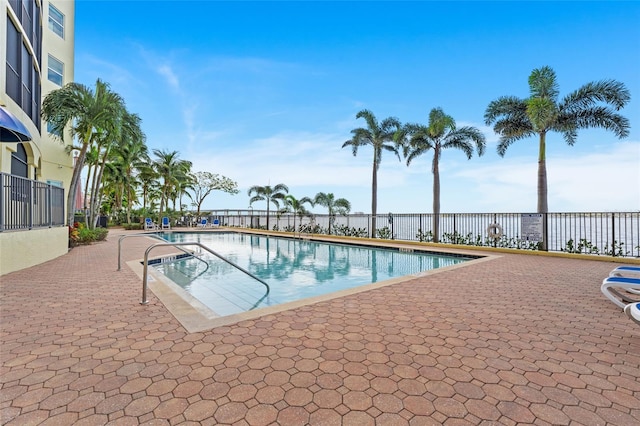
[0,106,32,142]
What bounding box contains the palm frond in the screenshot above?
[484,96,527,126]
[528,66,559,101]
[560,106,631,139]
[561,80,631,112]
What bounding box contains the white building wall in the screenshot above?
[1,0,75,275]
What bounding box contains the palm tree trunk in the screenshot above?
[159,188,166,223]
[371,159,378,238]
[90,160,107,229]
[82,162,93,227]
[88,162,100,229]
[68,151,84,226]
[89,149,108,229]
[126,185,133,224]
[142,186,147,213]
[432,148,441,243]
[66,131,92,226]
[537,132,548,213]
[266,202,270,230]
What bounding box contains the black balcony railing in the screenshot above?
[207,209,640,258]
[0,172,65,232]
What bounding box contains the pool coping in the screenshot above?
[126,233,500,332]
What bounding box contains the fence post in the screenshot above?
[28,179,33,230]
[47,184,52,227]
[493,213,497,248]
[542,213,549,251]
[611,212,616,257]
[453,214,457,236]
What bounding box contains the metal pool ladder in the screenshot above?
[117,233,209,271]
[140,241,270,305]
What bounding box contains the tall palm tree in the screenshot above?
[82,144,100,216]
[343,109,401,237]
[101,160,126,219]
[282,194,314,232]
[485,65,630,213]
[42,79,126,225]
[313,192,351,235]
[107,131,148,224]
[398,108,486,242]
[137,161,158,215]
[152,149,192,222]
[248,183,289,230]
[89,110,144,228]
[175,174,196,214]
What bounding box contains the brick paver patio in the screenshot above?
[1,228,639,425]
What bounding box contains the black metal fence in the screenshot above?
[207,209,640,258]
[0,172,65,232]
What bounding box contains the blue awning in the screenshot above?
[0,106,32,142]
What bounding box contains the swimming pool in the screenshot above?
[150,232,473,318]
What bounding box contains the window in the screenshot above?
[46,180,64,188]
[11,143,28,178]
[48,4,64,38]
[6,19,21,102]
[46,121,61,136]
[48,55,63,86]
[5,10,42,129]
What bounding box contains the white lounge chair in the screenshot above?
[198,218,208,227]
[601,276,640,308]
[609,265,640,298]
[212,218,220,227]
[624,302,640,325]
[610,265,640,278]
[144,218,157,230]
[161,216,171,229]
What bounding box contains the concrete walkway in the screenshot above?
[1,229,639,425]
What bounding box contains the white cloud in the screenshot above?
[195,135,639,214]
[454,140,640,212]
[75,53,139,90]
[190,131,374,188]
[157,64,180,91]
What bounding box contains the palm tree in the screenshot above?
[485,65,630,214]
[343,109,401,237]
[248,184,289,230]
[137,161,158,215]
[82,144,100,218]
[107,132,148,224]
[88,110,144,228]
[398,108,486,243]
[152,149,192,222]
[42,79,127,225]
[282,194,314,232]
[313,192,351,235]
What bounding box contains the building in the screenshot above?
[0,0,75,275]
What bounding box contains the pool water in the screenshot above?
[153,232,470,317]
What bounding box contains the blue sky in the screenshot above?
[74,1,640,214]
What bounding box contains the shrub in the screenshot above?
[376,227,393,239]
[123,223,143,230]
[69,222,108,247]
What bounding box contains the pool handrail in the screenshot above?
[141,241,270,305]
[117,232,209,271]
